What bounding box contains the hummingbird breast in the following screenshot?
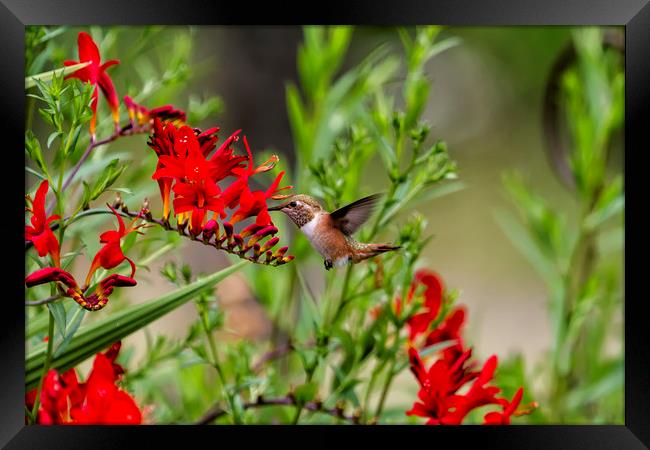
[300,213,352,263]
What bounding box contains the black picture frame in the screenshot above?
[3,1,649,448]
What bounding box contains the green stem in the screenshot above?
[329,265,353,326]
[374,358,398,418]
[198,304,241,425]
[362,362,382,422]
[373,333,402,419]
[549,203,598,421]
[30,311,55,422]
[291,370,315,425]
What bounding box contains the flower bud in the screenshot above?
[252,243,262,259]
[274,246,289,257]
[25,267,78,289]
[240,223,262,238]
[100,274,137,289]
[260,236,279,253]
[247,225,278,246]
[232,234,244,249]
[222,222,234,239]
[202,219,219,243]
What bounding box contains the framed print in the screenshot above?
[2,0,649,448]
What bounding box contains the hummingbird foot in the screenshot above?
[324,259,333,270]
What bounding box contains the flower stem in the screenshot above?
[198,302,241,425]
[196,394,362,425]
[549,189,601,421]
[25,294,62,307]
[291,369,315,425]
[328,265,353,326]
[30,311,55,422]
[362,362,382,422]
[374,356,399,418]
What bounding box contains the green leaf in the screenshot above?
[294,381,318,404]
[26,261,246,390]
[426,37,461,61]
[81,158,127,209]
[27,311,50,338]
[295,267,322,330]
[46,131,61,149]
[54,306,86,357]
[106,187,134,196]
[25,62,91,90]
[65,125,83,157]
[565,361,623,410]
[35,26,67,45]
[494,209,561,288]
[285,83,308,156]
[362,108,396,170]
[25,167,47,181]
[584,176,624,231]
[46,302,67,340]
[25,131,49,178]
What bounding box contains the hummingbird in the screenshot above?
[268,194,401,270]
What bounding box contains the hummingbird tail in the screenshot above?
[353,242,401,262]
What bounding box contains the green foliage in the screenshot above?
[26,262,245,390]
[80,159,127,210]
[497,27,623,424]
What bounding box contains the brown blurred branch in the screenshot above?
[25,294,62,307]
[195,394,363,425]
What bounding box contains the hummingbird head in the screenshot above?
[268,194,323,228]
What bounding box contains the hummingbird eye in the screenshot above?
[289,201,297,208]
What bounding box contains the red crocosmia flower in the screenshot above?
[444,355,502,424]
[26,342,142,425]
[224,137,292,226]
[401,269,444,340]
[147,119,177,220]
[123,95,186,127]
[25,266,136,311]
[484,387,524,425]
[220,137,279,209]
[148,119,246,223]
[71,351,141,424]
[172,180,225,235]
[154,131,225,235]
[85,205,145,285]
[230,170,288,226]
[25,180,61,267]
[406,346,470,425]
[64,32,120,137]
[25,369,78,424]
[406,347,501,425]
[425,306,467,363]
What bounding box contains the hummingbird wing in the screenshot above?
[330,194,382,236]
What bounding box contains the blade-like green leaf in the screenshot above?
[26,261,246,390]
[25,62,91,90]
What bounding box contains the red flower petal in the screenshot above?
[77,31,101,65]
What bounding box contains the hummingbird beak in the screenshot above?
[267,204,285,212]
